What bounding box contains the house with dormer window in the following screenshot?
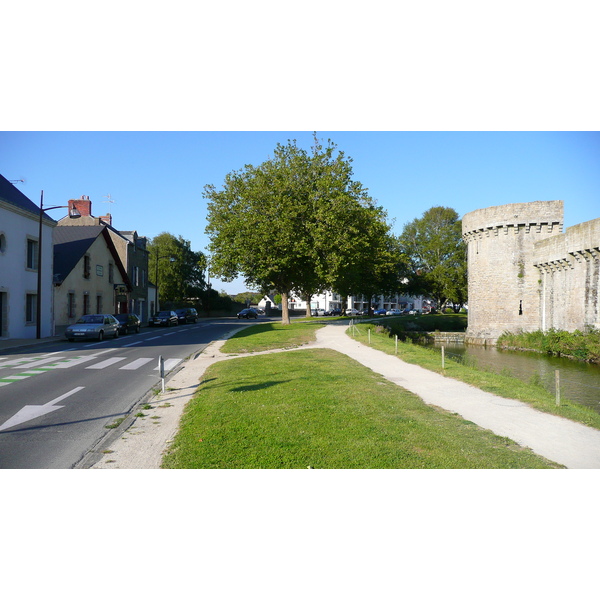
[53,225,131,329]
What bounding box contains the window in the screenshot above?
[68,293,76,318]
[83,255,91,279]
[96,265,103,276]
[133,266,139,286]
[27,239,39,270]
[83,294,90,315]
[96,295,102,313]
[0,233,6,254]
[26,294,37,323]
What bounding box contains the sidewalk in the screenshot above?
[86,322,600,469]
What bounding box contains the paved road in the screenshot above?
[0,318,253,468]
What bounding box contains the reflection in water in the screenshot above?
[432,342,600,414]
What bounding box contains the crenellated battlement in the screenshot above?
[462,201,600,343]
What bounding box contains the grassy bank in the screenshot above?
[222,321,325,353]
[355,322,600,430]
[497,328,600,363]
[162,348,560,469]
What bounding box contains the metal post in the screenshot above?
[555,369,560,406]
[395,334,398,355]
[441,346,445,370]
[36,191,44,338]
[159,355,165,393]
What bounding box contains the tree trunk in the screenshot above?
[305,293,313,318]
[281,291,291,325]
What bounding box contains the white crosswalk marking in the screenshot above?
[153,358,182,372]
[120,358,154,370]
[86,357,127,369]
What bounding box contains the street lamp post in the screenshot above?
[36,191,81,338]
[154,254,175,312]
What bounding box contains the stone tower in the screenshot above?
[462,201,564,344]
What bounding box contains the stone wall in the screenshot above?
[534,217,600,332]
[462,201,564,344]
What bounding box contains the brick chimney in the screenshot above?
[99,213,112,226]
[68,195,92,217]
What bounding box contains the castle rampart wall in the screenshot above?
[462,201,564,344]
[534,217,600,332]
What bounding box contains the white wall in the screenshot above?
[0,205,54,339]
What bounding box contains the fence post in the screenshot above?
[441,346,445,370]
[555,369,560,406]
[368,328,371,345]
[159,355,165,393]
[395,334,398,355]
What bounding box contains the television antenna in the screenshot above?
[102,193,115,203]
[9,179,25,184]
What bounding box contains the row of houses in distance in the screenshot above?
[258,290,432,314]
[0,174,156,340]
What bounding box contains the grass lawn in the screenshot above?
[222,321,324,353]
[162,349,561,469]
[354,322,600,431]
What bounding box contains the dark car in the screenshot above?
[374,309,387,316]
[149,310,178,327]
[237,308,258,319]
[113,313,141,334]
[65,314,120,341]
[328,308,342,316]
[175,308,198,324]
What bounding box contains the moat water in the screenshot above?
[431,342,600,414]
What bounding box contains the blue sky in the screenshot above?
[1,131,598,294]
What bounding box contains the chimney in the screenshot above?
[68,195,92,217]
[100,213,112,226]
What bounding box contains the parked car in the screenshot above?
[386,309,402,316]
[328,308,342,316]
[175,308,198,324]
[149,310,178,327]
[346,308,361,316]
[65,314,120,341]
[373,309,387,316]
[113,313,141,334]
[312,308,327,316]
[237,308,258,319]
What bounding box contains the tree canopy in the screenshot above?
[148,232,206,305]
[398,206,467,311]
[204,136,397,323]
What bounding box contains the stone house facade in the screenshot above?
[53,226,130,329]
[57,196,150,321]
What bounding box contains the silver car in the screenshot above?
[65,314,120,341]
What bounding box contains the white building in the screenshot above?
[0,175,57,339]
[259,291,429,314]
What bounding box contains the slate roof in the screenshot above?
[53,225,131,288]
[0,173,56,224]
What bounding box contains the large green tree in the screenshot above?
[204,137,386,324]
[148,232,206,306]
[398,206,467,311]
[330,208,408,315]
